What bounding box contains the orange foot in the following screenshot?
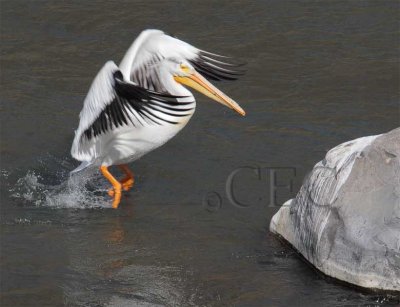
[121,177,134,191]
[108,188,116,197]
[119,164,135,192]
[108,188,121,208]
[108,177,133,196]
[101,166,122,209]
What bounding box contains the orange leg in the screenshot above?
[118,164,135,191]
[100,166,122,209]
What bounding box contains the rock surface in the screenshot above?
[270,128,400,291]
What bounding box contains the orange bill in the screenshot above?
[174,71,245,116]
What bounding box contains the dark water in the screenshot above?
[1,1,399,306]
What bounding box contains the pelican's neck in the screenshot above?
[164,78,194,98]
[158,69,195,104]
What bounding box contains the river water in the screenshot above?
[1,1,399,306]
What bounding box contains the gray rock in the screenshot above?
[270,128,400,291]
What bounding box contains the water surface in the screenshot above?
[1,1,399,306]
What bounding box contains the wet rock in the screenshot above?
[270,128,400,291]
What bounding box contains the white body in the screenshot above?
[85,103,194,167]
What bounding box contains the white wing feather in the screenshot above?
[71,61,119,161]
[119,29,199,82]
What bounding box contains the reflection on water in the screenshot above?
[1,0,399,306]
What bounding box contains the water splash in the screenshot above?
[6,156,113,209]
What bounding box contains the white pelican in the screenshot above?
[71,29,245,208]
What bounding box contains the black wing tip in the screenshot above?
[199,50,247,67]
[192,50,246,81]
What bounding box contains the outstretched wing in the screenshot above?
[71,61,191,161]
[118,29,244,92]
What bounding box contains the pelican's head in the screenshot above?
[171,60,245,116]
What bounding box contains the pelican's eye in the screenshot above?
[180,64,191,74]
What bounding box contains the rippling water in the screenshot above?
[1,1,399,306]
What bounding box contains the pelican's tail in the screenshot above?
[70,161,93,175]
